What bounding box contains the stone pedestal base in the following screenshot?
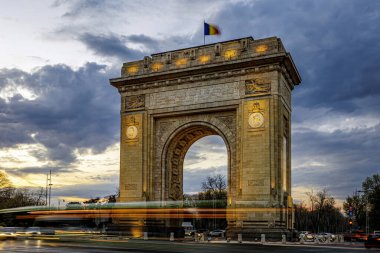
[107,219,184,238]
[226,227,293,241]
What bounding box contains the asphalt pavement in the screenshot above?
[0,237,377,253]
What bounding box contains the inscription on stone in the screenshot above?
[248,180,264,186]
[125,184,137,190]
[149,82,240,109]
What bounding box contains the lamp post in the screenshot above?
[212,191,216,230]
[48,170,52,209]
[357,190,370,235]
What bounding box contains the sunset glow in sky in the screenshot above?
[1,0,380,205]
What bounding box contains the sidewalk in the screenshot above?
[22,233,367,250]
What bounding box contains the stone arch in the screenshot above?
[161,120,234,201]
[112,37,301,236]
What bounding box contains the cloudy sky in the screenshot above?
[0,0,379,205]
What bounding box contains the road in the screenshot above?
[0,239,377,253]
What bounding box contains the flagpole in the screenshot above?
[203,20,205,45]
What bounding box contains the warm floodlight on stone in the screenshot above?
[198,55,210,64]
[255,44,268,53]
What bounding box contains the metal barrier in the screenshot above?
[261,234,266,244]
[238,233,242,243]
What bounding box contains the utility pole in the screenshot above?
[358,190,370,235]
[49,170,52,209]
[45,173,48,206]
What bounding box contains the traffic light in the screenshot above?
[349,219,353,225]
[348,206,353,217]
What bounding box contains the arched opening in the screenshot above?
[163,123,231,201]
[183,135,228,231]
[160,122,233,234]
[183,135,227,195]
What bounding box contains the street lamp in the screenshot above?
[357,190,370,235]
[212,191,216,230]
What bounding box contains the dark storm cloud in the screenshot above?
[126,34,158,49]
[292,123,380,198]
[0,63,120,165]
[212,0,380,112]
[2,166,80,177]
[206,0,380,200]
[79,33,145,61]
[54,0,122,18]
[78,32,194,61]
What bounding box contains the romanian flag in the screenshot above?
[204,22,220,35]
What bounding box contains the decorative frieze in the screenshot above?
[124,95,145,110]
[245,78,271,96]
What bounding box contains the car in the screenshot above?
[298,231,315,242]
[344,230,367,242]
[365,234,380,249]
[0,232,17,240]
[316,232,336,242]
[25,227,42,236]
[209,229,226,237]
[66,202,84,210]
[196,229,209,237]
[184,229,196,236]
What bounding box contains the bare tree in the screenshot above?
[0,170,12,189]
[198,174,227,202]
[0,171,46,209]
[201,174,226,192]
[295,189,346,233]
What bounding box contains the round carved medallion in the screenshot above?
[126,126,138,139]
[248,112,264,128]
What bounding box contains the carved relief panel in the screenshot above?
[123,95,145,111]
[245,78,271,96]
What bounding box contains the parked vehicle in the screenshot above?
[209,229,225,237]
[298,231,315,242]
[316,232,336,242]
[365,234,380,249]
[196,229,209,237]
[184,229,196,236]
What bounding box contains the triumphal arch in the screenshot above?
[110,37,301,237]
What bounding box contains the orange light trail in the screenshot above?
[18,207,291,220]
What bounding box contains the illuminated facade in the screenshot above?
[110,37,301,237]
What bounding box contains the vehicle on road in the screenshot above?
[25,227,42,235]
[344,230,367,241]
[316,232,336,242]
[0,232,17,240]
[298,231,315,242]
[365,234,380,249]
[66,202,84,210]
[209,229,226,237]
